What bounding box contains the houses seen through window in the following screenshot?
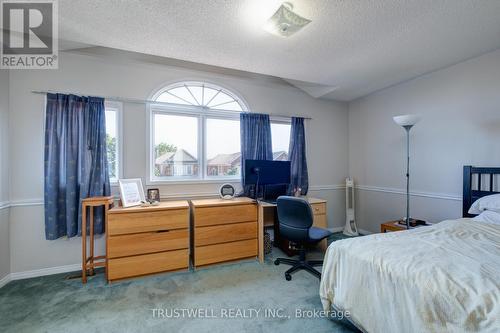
[206,118,241,177]
[154,114,199,178]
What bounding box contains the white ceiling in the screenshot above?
[59,0,500,101]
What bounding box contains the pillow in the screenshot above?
[472,210,500,225]
[468,193,500,215]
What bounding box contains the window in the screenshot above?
[150,82,247,182]
[206,118,241,177]
[153,113,199,178]
[271,122,291,161]
[105,101,122,183]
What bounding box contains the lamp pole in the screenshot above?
[393,114,421,230]
[404,125,413,229]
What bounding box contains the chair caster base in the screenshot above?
[275,256,323,281]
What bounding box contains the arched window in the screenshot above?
[149,82,248,182]
[154,82,247,111]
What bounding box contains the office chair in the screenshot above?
[274,196,332,281]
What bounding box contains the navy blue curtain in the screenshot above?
[240,113,273,197]
[289,117,309,195]
[44,93,110,240]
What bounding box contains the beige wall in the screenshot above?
[7,51,349,273]
[348,49,500,232]
[0,69,10,281]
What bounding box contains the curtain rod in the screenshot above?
[31,90,312,120]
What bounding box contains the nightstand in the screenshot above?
[380,220,430,233]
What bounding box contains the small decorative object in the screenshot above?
[118,178,146,208]
[219,183,236,200]
[294,187,302,197]
[147,188,160,202]
[264,231,272,255]
[393,114,422,229]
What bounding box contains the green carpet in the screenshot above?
[0,233,358,333]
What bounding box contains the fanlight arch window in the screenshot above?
[153,82,247,111]
[149,82,247,183]
[149,81,290,183]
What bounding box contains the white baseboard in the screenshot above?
[358,228,373,235]
[0,274,11,288]
[9,263,81,281]
[328,226,373,236]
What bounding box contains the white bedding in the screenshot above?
[319,219,500,333]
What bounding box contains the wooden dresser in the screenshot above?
[106,201,190,282]
[191,198,258,268]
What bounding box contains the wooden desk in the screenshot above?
[106,201,189,282]
[191,197,258,268]
[258,197,328,262]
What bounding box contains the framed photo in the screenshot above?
[118,178,146,208]
[147,188,160,202]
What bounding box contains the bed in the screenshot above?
[320,166,500,333]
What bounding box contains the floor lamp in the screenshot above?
[393,114,421,229]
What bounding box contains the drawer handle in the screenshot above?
[156,230,170,233]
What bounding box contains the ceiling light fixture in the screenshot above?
[263,2,311,37]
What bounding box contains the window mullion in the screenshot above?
[200,114,206,180]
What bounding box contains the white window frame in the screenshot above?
[105,100,123,185]
[148,83,248,184]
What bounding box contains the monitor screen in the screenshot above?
[244,160,291,186]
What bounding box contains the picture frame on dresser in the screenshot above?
[118,178,146,207]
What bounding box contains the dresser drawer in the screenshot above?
[311,203,326,215]
[195,239,257,267]
[108,249,188,281]
[108,209,188,235]
[108,229,189,258]
[194,204,257,227]
[195,221,257,247]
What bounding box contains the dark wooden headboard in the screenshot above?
[463,166,500,217]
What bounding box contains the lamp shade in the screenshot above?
[393,114,421,127]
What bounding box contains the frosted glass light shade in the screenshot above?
[393,114,421,127]
[263,3,311,37]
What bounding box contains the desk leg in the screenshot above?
[258,205,264,263]
[82,205,87,284]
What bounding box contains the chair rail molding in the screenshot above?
[309,184,345,191]
[355,185,462,202]
[4,184,461,209]
[0,201,10,210]
[4,184,347,208]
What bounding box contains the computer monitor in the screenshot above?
[244,159,291,186]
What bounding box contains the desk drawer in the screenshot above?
[108,209,188,235]
[108,249,188,281]
[195,239,257,267]
[194,204,257,227]
[108,229,189,258]
[311,203,326,215]
[195,221,257,247]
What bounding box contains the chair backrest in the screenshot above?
[276,196,314,242]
